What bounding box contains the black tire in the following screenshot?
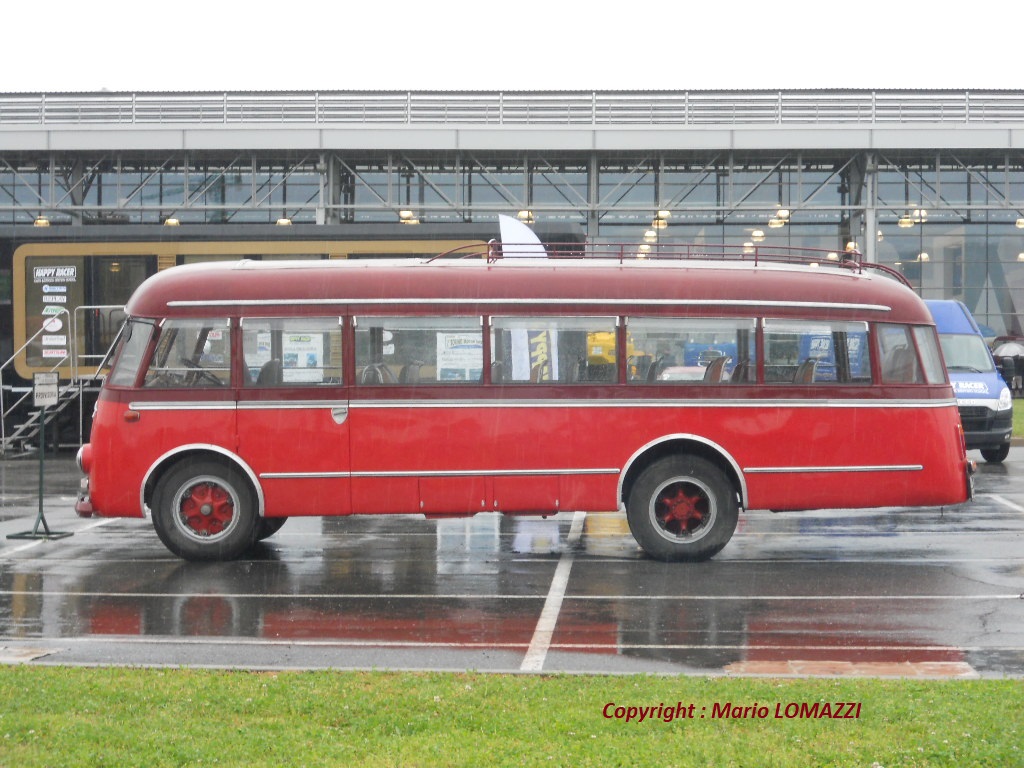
[152,459,259,561]
[981,443,1011,463]
[256,517,288,541]
[626,455,739,562]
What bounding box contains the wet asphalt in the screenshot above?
[0,449,1021,677]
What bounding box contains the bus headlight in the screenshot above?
[76,443,93,474]
[998,387,1013,411]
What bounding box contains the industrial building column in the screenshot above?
[863,153,878,263]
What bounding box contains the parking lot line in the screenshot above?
[0,518,114,558]
[981,493,1024,513]
[520,511,586,672]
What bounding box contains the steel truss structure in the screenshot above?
[3,90,1024,331]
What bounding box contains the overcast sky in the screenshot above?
[5,0,1020,93]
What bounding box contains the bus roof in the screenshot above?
[124,257,932,323]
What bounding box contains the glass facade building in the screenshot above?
[3,90,1024,334]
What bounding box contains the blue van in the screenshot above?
[926,300,1013,463]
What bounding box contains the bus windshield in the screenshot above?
[106,319,156,387]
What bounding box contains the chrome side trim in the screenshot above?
[744,464,924,474]
[261,472,349,479]
[348,397,959,410]
[237,400,347,409]
[125,397,959,411]
[260,467,618,480]
[350,468,618,478]
[130,401,236,411]
[130,400,347,410]
[167,297,892,312]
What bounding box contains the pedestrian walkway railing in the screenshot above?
[0,305,122,453]
[2,90,1024,127]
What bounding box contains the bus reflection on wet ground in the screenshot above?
[0,453,1021,677]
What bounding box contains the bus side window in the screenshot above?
[142,318,231,388]
[764,319,870,384]
[878,324,925,384]
[242,317,342,387]
[626,317,754,384]
[354,316,483,385]
[490,316,617,384]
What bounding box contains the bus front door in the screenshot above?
[235,396,352,518]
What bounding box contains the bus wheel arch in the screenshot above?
[620,437,744,562]
[620,436,746,511]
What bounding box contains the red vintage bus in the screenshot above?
[75,244,974,562]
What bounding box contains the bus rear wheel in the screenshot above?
[256,517,288,541]
[626,455,738,562]
[152,460,259,561]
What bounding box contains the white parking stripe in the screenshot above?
[0,518,115,557]
[980,493,1024,513]
[520,511,586,672]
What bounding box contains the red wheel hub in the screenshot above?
[655,483,707,535]
[179,482,234,536]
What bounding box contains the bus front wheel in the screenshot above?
[152,460,259,561]
[626,455,739,562]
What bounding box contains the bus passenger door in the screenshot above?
[235,318,351,518]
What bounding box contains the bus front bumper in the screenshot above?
[75,477,94,518]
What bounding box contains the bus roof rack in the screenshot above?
[432,241,911,287]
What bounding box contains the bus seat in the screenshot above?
[792,358,817,384]
[703,355,728,383]
[886,347,919,383]
[566,360,581,383]
[399,362,422,384]
[360,365,384,385]
[257,359,283,386]
[646,355,669,383]
[730,360,749,383]
[491,361,504,384]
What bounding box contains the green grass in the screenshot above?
[1014,404,1024,437]
[0,668,1019,767]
